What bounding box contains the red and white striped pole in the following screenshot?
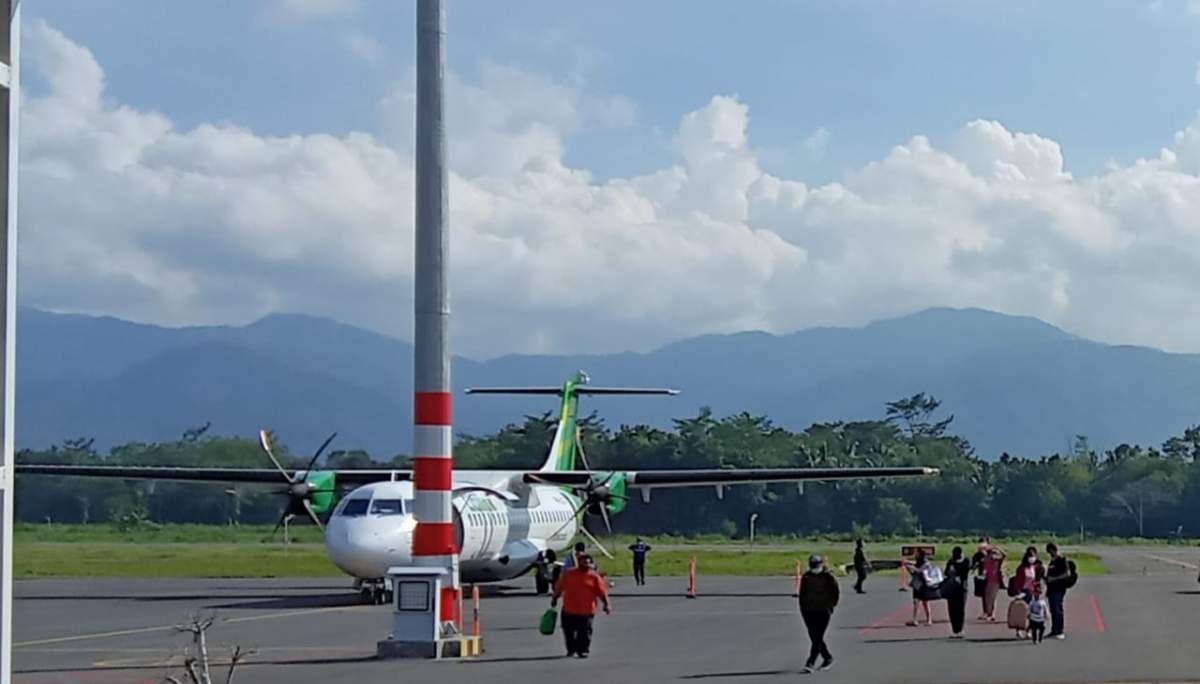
[412,0,459,630]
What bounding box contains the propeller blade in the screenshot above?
[301,499,326,532]
[305,432,338,472]
[579,525,613,559]
[263,513,285,543]
[548,497,590,540]
[258,429,291,481]
[598,498,613,535]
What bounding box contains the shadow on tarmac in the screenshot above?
[604,588,792,592]
[679,670,794,679]
[460,655,568,665]
[206,594,365,610]
[861,636,1026,644]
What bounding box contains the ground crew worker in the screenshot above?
[853,539,871,593]
[798,553,839,673]
[551,554,611,658]
[563,541,586,569]
[629,537,652,585]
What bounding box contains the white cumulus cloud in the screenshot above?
[18,21,1200,357]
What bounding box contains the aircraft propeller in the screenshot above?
[543,427,627,559]
[258,429,338,542]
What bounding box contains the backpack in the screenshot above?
[1065,559,1078,589]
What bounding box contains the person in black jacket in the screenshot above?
[944,546,971,639]
[798,554,840,673]
[852,539,871,594]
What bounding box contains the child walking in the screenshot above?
[1028,583,1049,644]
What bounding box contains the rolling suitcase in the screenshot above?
[1006,598,1029,630]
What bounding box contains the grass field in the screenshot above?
[10,524,1108,579]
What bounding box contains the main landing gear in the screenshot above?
[354,578,393,605]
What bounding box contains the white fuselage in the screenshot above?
[323,471,580,584]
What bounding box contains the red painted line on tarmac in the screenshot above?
[858,603,913,636]
[1089,594,1106,632]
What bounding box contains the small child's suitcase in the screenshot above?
[1006,598,1029,630]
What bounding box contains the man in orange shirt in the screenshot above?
[551,554,611,658]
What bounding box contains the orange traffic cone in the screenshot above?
[471,585,482,636]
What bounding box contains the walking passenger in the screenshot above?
[1009,546,1045,602]
[551,554,611,658]
[853,539,871,594]
[944,546,970,639]
[906,548,937,626]
[629,537,652,586]
[980,545,1006,621]
[1028,582,1049,644]
[1044,542,1075,640]
[798,554,839,673]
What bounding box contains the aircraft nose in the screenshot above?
[326,514,414,579]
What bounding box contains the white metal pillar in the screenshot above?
[0,2,18,683]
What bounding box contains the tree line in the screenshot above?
[15,394,1200,539]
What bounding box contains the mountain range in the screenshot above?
[16,306,1200,459]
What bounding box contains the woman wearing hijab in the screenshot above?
[943,546,971,638]
[980,544,1007,621]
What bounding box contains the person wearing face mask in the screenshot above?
[1006,546,1045,639]
[1009,546,1045,603]
[798,554,840,673]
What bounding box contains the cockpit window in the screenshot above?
[340,498,370,517]
[370,499,404,516]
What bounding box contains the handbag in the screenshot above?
[539,608,558,636]
[973,576,987,598]
[938,576,962,600]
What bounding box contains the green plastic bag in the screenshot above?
[539,608,558,636]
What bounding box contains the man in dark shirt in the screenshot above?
[852,539,870,594]
[628,538,652,586]
[1044,542,1072,639]
[798,554,840,673]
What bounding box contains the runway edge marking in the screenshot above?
[1088,594,1106,633]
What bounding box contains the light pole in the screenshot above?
[749,513,759,546]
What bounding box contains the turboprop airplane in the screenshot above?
[17,371,938,602]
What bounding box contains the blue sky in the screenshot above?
[17,1,1200,356]
[28,1,1200,183]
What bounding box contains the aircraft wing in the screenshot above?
[14,464,408,486]
[525,466,938,488]
[19,463,936,490]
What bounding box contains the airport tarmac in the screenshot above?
[10,545,1200,684]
